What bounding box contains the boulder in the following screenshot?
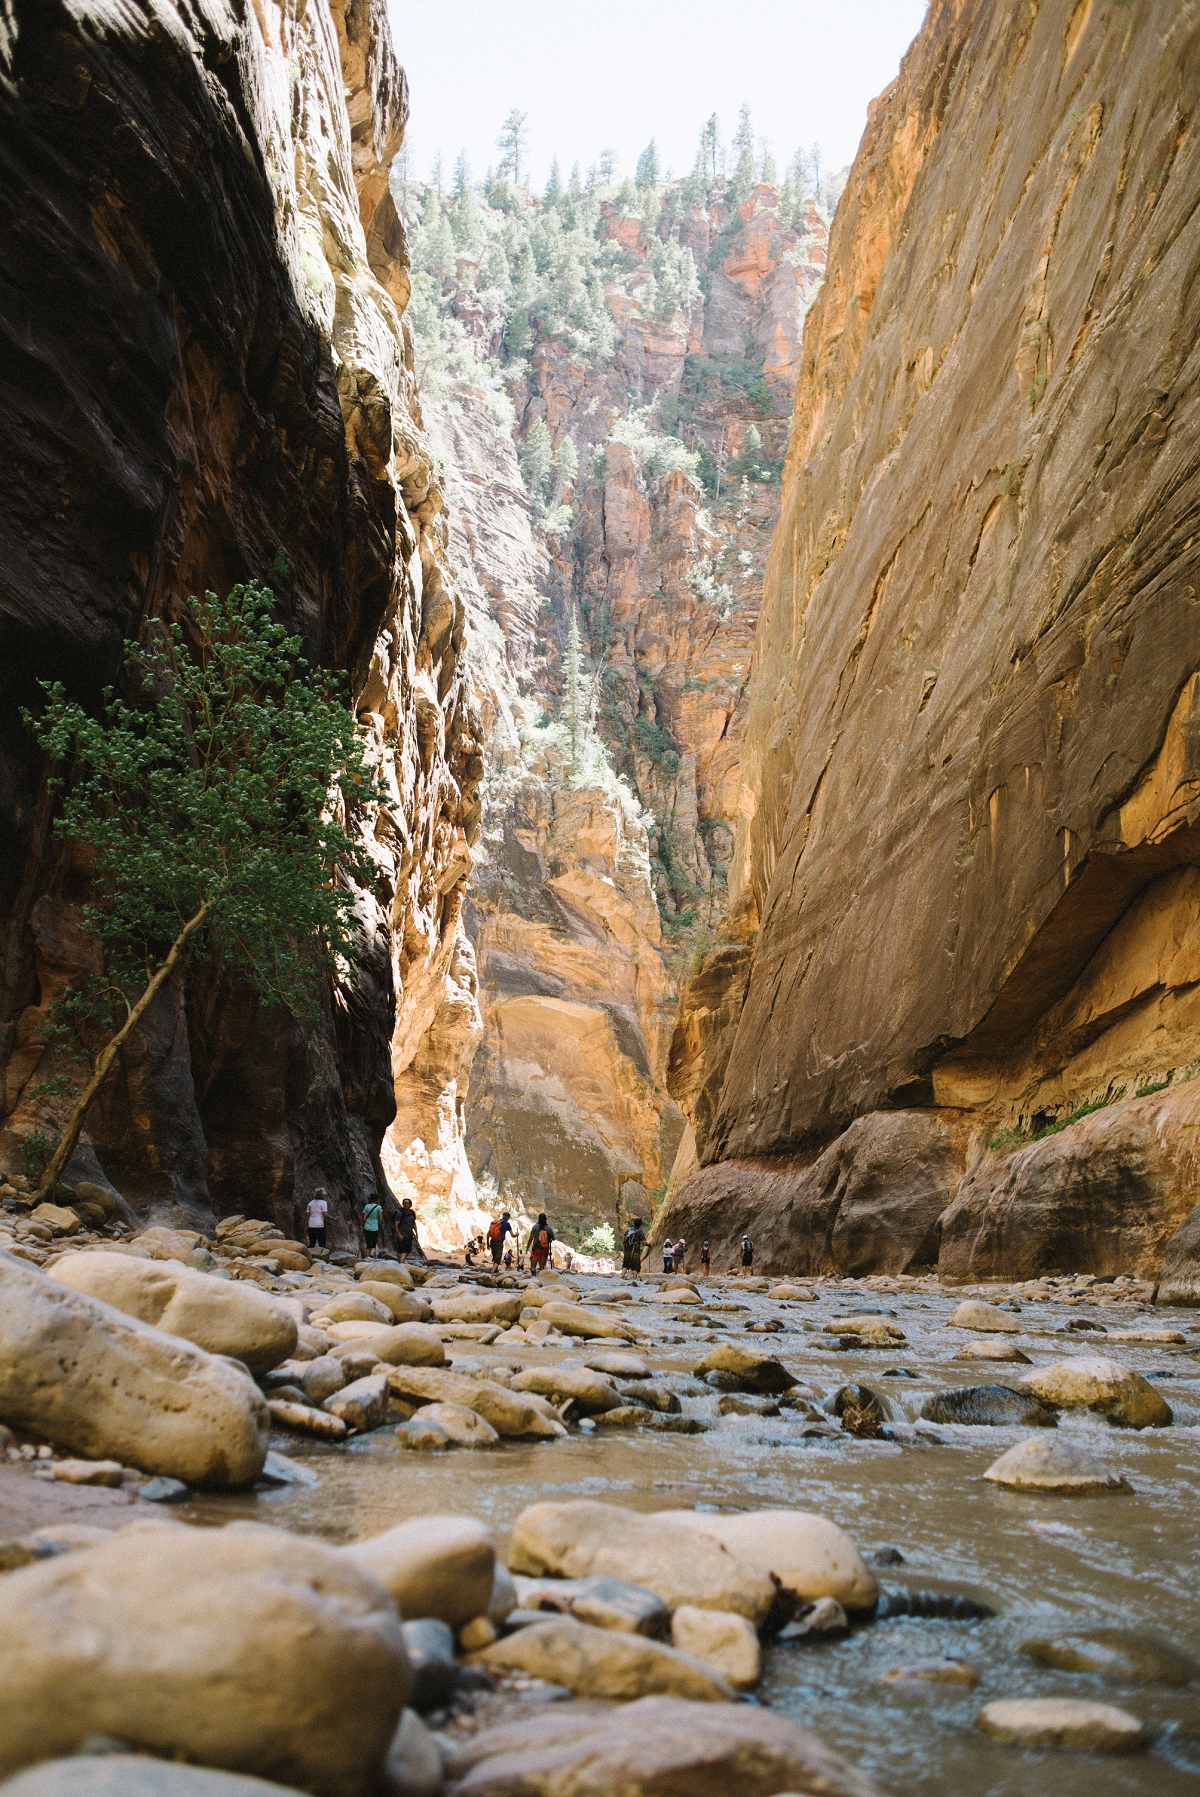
[130,1227,200,1261]
[982,1436,1131,1493]
[313,1292,394,1327]
[511,1573,669,1638]
[1019,1629,1197,1686]
[333,1324,445,1367]
[395,1418,449,1452]
[511,1366,624,1415]
[469,1615,735,1702]
[400,1617,457,1712]
[1018,1356,1172,1428]
[30,1203,80,1236]
[768,1284,817,1300]
[323,1374,388,1432]
[670,1605,761,1689]
[584,1352,650,1378]
[919,1384,1057,1427]
[355,1262,414,1288]
[947,1300,1020,1333]
[693,1343,796,1395]
[508,1501,776,1624]
[416,1403,500,1448]
[537,1301,638,1340]
[51,1253,297,1375]
[384,1366,566,1439]
[446,1694,879,1797]
[295,1356,347,1403]
[430,1291,524,1326]
[975,1698,1148,1752]
[0,1256,268,1487]
[0,1521,410,1793]
[658,1510,879,1615]
[954,1339,1031,1363]
[343,1515,494,1628]
[826,1315,906,1341]
[266,1401,348,1441]
[0,1763,309,1797]
[356,1282,432,1324]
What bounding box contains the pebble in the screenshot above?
[975,1697,1148,1752]
[882,1658,980,1686]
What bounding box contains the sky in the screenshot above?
[387,1,929,192]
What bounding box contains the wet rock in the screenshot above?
[636,1413,709,1434]
[401,1617,457,1712]
[954,1340,1032,1363]
[882,1658,980,1687]
[50,1253,297,1375]
[660,1509,879,1615]
[324,1373,388,1433]
[584,1352,650,1378]
[1020,1629,1197,1686]
[718,1393,780,1417]
[0,1257,268,1487]
[356,1282,432,1324]
[948,1301,1020,1334]
[385,1367,566,1439]
[975,1698,1148,1752]
[446,1694,879,1797]
[266,1400,348,1441]
[0,1522,409,1791]
[316,1292,395,1327]
[593,1405,654,1430]
[334,1324,446,1368]
[384,1708,444,1797]
[874,1590,996,1620]
[693,1343,797,1395]
[620,1383,680,1413]
[983,1436,1131,1493]
[430,1291,524,1326]
[1018,1357,1172,1429]
[828,1383,894,1438]
[343,1515,495,1628]
[0,1763,309,1797]
[777,1596,849,1638]
[537,1302,638,1341]
[415,1404,500,1449]
[51,1459,124,1486]
[671,1605,760,1688]
[511,1367,623,1415]
[396,1418,449,1452]
[827,1316,906,1341]
[468,1615,736,1701]
[508,1500,777,1623]
[140,1476,190,1503]
[768,1284,817,1300]
[919,1384,1057,1427]
[867,1546,906,1568]
[512,1573,669,1637]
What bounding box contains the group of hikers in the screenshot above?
[620,1221,752,1278]
[305,1189,427,1263]
[463,1210,559,1273]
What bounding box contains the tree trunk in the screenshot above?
[34,903,209,1201]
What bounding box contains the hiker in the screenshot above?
[741,1234,754,1271]
[306,1189,329,1249]
[673,1238,688,1274]
[662,1239,674,1275]
[362,1196,383,1257]
[700,1239,711,1274]
[622,1217,646,1280]
[503,1248,514,1271]
[488,1210,515,1268]
[464,1236,478,1266]
[528,1212,554,1275]
[394,1197,424,1262]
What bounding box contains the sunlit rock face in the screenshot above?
[0,0,479,1243]
[659,0,1200,1279]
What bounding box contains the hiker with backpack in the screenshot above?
[487,1210,515,1268]
[528,1213,554,1274]
[741,1234,754,1271]
[622,1217,646,1279]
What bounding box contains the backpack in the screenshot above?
[536,1227,550,1249]
[487,1220,503,1242]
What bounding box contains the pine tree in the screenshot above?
[552,434,579,499]
[518,416,553,503]
[430,150,445,195]
[545,156,563,203]
[560,605,590,775]
[693,114,722,188]
[452,150,471,197]
[760,147,778,187]
[635,138,661,190]
[598,149,617,185]
[730,104,756,203]
[497,109,529,187]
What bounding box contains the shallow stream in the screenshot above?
[188,1276,1200,1796]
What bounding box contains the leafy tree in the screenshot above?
[24,583,386,1198]
[496,109,530,186]
[635,138,661,190]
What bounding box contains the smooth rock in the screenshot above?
[50,1253,298,1377]
[401,1617,457,1712]
[141,1476,190,1503]
[1018,1357,1172,1429]
[693,1343,797,1395]
[919,1384,1057,1427]
[537,1302,638,1341]
[779,1596,848,1637]
[459,1616,497,1651]
[1020,1629,1197,1686]
[954,1339,1032,1363]
[334,1324,445,1368]
[357,1281,432,1324]
[355,1261,414,1287]
[583,1352,650,1378]
[129,1227,203,1262]
[768,1284,817,1300]
[396,1419,449,1452]
[511,1366,623,1414]
[470,1615,735,1701]
[51,1459,124,1486]
[384,1708,444,1797]
[659,1510,879,1615]
[297,1355,348,1402]
[324,1374,388,1432]
[0,1521,410,1791]
[0,1762,309,1797]
[416,1403,500,1448]
[827,1316,906,1341]
[430,1291,524,1326]
[622,1383,681,1413]
[447,1694,879,1797]
[266,1400,348,1441]
[882,1658,980,1687]
[948,1301,1021,1333]
[30,1204,80,1236]
[508,1500,776,1623]
[983,1436,1131,1493]
[385,1366,566,1438]
[489,1562,518,1623]
[343,1515,495,1628]
[511,1573,669,1638]
[314,1292,394,1327]
[0,1256,268,1487]
[718,1393,780,1417]
[592,1405,652,1430]
[976,1698,1148,1752]
[671,1605,761,1689]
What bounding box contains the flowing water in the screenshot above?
[185,1277,1200,1795]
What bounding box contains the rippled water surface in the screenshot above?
[187,1276,1200,1795]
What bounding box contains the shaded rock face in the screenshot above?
[0,2,479,1240]
[663,0,1200,1280]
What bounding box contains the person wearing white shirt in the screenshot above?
[306,1190,329,1248]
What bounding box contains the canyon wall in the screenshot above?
[659,0,1200,1282]
[0,0,479,1248]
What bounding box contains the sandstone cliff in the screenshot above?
[659,0,1200,1282]
[0,0,479,1247]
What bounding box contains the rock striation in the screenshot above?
[0,0,480,1247]
[659,0,1200,1281]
